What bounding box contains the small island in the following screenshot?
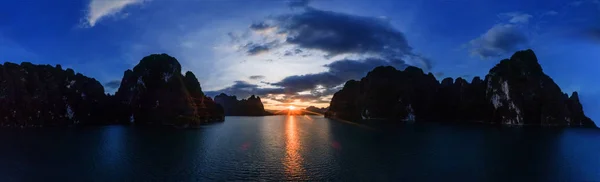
[214,93,271,116]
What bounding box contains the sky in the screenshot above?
[0,0,598,122]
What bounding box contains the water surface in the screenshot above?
[0,115,599,181]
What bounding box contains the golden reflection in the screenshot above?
[284,115,304,178]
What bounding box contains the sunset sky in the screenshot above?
[1,0,599,121]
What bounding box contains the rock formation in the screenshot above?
[0,54,224,128]
[0,62,111,127]
[214,93,270,116]
[114,54,224,127]
[326,50,596,127]
[305,106,328,114]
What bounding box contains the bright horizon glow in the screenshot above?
[288,106,296,110]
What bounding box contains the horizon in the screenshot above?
[1,0,598,122]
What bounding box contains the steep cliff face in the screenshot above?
[484,50,593,126]
[0,62,110,127]
[326,50,595,127]
[114,54,224,126]
[214,93,269,116]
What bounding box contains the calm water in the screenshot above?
[1,115,599,181]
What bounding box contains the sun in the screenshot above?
[288,105,296,110]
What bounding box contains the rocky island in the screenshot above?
[0,54,224,128]
[325,50,596,127]
[214,93,271,116]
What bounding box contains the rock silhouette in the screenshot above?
[214,93,270,116]
[0,54,224,128]
[114,54,224,127]
[0,62,110,127]
[305,106,328,114]
[326,50,596,127]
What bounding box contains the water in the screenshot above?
[0,115,599,181]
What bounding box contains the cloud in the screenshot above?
[223,6,430,104]
[249,75,266,80]
[204,81,285,98]
[85,0,146,27]
[283,48,304,56]
[104,80,121,89]
[249,22,274,31]
[272,58,407,93]
[468,24,529,58]
[270,8,413,58]
[243,41,280,56]
[246,44,270,55]
[500,12,533,24]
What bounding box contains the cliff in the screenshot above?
[0,62,111,127]
[325,50,596,127]
[0,54,224,128]
[214,93,270,116]
[114,54,224,127]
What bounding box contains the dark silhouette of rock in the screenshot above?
[305,106,328,114]
[114,54,224,127]
[0,62,111,127]
[214,93,270,116]
[326,49,596,127]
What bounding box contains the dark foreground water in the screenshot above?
[1,115,599,181]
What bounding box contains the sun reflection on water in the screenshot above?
[284,115,305,179]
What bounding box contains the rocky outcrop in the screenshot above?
[214,93,270,116]
[326,50,596,127]
[114,54,224,127]
[305,106,328,114]
[0,54,224,128]
[0,62,111,127]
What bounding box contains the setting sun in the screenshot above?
[288,106,296,110]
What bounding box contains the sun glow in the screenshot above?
[288,106,296,110]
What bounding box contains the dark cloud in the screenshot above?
[283,48,304,56]
[246,44,270,55]
[104,80,121,89]
[288,0,311,8]
[249,75,266,80]
[249,22,273,31]
[272,58,407,93]
[469,24,529,58]
[243,41,280,56]
[205,81,285,99]
[273,8,413,58]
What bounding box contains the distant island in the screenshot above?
[325,50,596,128]
[214,93,271,116]
[305,106,328,115]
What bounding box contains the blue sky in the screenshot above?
[0,0,598,121]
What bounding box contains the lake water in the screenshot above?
[0,115,599,181]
